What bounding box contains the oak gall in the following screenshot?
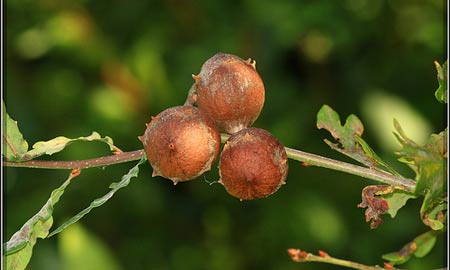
[219,128,288,200]
[188,52,265,134]
[139,106,220,184]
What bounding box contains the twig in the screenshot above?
[3,134,416,192]
[221,134,416,192]
[287,248,402,270]
[3,150,145,170]
[284,147,416,192]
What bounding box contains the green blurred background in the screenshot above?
[4,0,446,269]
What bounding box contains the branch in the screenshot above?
[3,150,144,170]
[3,134,416,193]
[220,134,416,192]
[285,147,416,192]
[287,248,402,270]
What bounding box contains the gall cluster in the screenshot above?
[139,52,288,200]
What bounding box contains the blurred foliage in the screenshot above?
[4,0,446,269]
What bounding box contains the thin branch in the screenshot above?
[3,134,416,192]
[285,147,416,192]
[287,248,402,270]
[3,150,144,170]
[221,133,416,192]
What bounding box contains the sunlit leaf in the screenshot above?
[20,132,120,161]
[4,245,32,270]
[434,60,447,104]
[394,120,447,230]
[48,156,147,237]
[2,102,29,161]
[3,171,78,270]
[317,105,400,175]
[382,230,439,265]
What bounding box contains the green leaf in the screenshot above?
[355,136,402,177]
[383,192,416,218]
[20,132,120,161]
[317,104,364,146]
[317,105,400,175]
[3,171,78,270]
[4,245,33,270]
[394,121,447,229]
[382,230,439,265]
[48,156,147,237]
[413,230,438,258]
[420,196,446,230]
[434,60,447,104]
[382,251,411,265]
[2,102,29,161]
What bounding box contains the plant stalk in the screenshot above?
[4,134,416,192]
[3,150,145,170]
[285,147,416,192]
[287,248,402,270]
[221,133,416,192]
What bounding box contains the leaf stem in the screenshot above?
[4,134,416,192]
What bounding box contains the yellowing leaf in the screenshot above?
[3,171,78,270]
[2,102,29,161]
[434,60,447,104]
[394,121,447,230]
[20,132,120,161]
[382,230,439,265]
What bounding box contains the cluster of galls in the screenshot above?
[139,53,288,200]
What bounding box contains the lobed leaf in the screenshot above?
[382,230,439,265]
[434,60,447,104]
[317,105,401,176]
[3,171,78,270]
[2,102,29,161]
[48,156,147,237]
[20,132,120,161]
[394,121,447,230]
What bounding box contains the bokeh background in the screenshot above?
[4,0,447,269]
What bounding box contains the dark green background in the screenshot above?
[4,0,446,269]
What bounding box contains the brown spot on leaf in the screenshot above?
[358,185,391,229]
